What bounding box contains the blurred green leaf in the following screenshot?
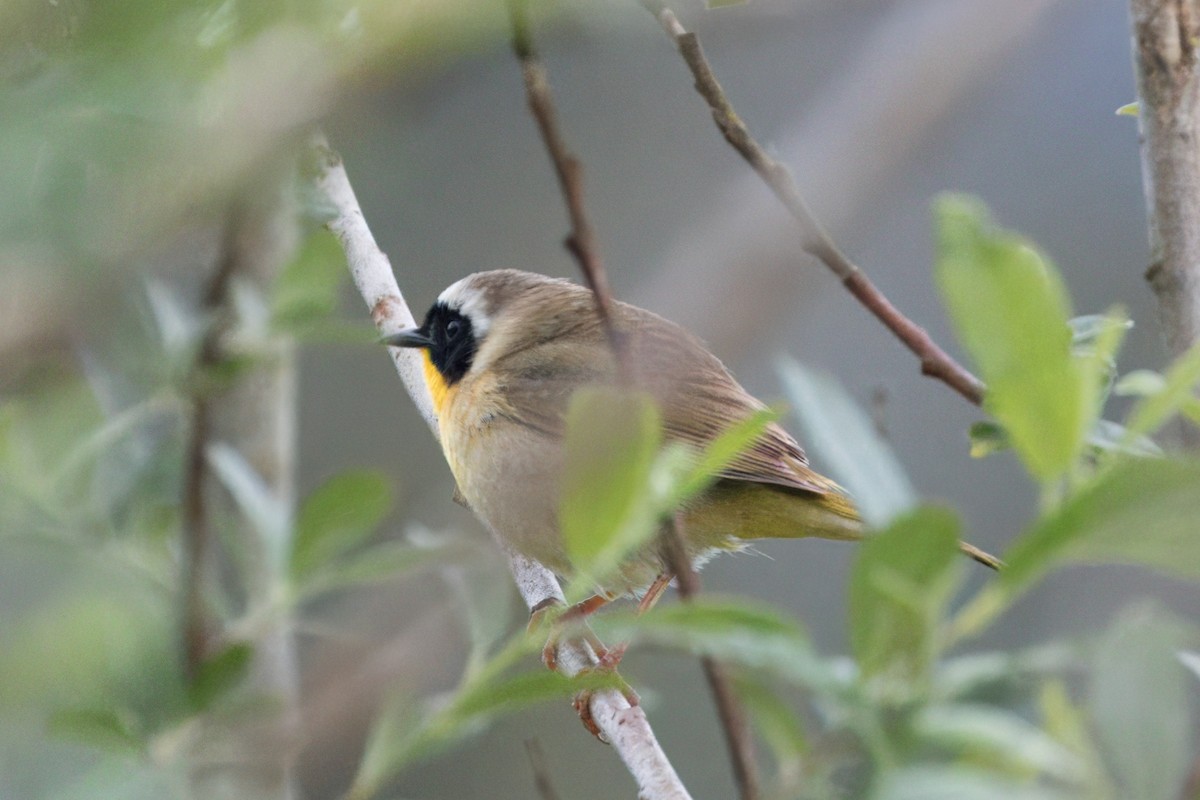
[849,507,962,686]
[934,643,1078,702]
[968,421,1010,459]
[1113,369,1166,397]
[875,766,1071,800]
[353,669,616,800]
[1073,308,1129,413]
[954,458,1200,639]
[777,357,916,526]
[1039,680,1117,800]
[48,708,144,756]
[1069,314,1133,350]
[297,539,459,599]
[670,407,778,505]
[188,642,253,712]
[1123,339,1200,440]
[935,196,1088,481]
[735,676,808,777]
[1091,606,1197,800]
[595,597,838,692]
[352,691,423,800]
[272,229,347,333]
[1115,101,1140,116]
[1085,419,1160,457]
[290,470,391,582]
[560,387,663,587]
[913,704,1083,783]
[207,442,288,570]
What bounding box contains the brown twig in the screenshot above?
[507,0,629,379]
[181,208,242,679]
[662,516,761,800]
[639,1,986,407]
[524,738,563,800]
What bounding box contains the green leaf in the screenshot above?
[670,407,778,504]
[1039,680,1118,800]
[1115,101,1140,117]
[594,597,837,692]
[207,443,288,569]
[1085,419,1161,457]
[935,196,1088,481]
[291,470,392,582]
[1091,605,1197,800]
[777,357,916,526]
[48,708,144,755]
[876,766,1071,800]
[953,458,1200,639]
[735,676,808,769]
[913,703,1084,783]
[1069,314,1133,350]
[1113,369,1166,397]
[559,387,663,585]
[353,670,616,799]
[298,538,458,599]
[849,507,962,686]
[934,643,1078,702]
[1123,339,1200,440]
[188,642,253,712]
[968,421,1010,459]
[271,229,348,333]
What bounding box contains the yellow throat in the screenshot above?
[422,349,455,420]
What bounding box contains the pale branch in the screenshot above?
[309,135,693,800]
[663,517,761,800]
[506,0,628,375]
[1129,0,1200,447]
[640,0,986,407]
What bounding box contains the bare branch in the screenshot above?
[309,136,692,800]
[506,0,629,377]
[640,1,986,407]
[662,516,761,800]
[1130,0,1200,446]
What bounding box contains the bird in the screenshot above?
[384,269,1000,613]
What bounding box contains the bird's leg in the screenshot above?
[529,594,613,672]
[594,572,675,671]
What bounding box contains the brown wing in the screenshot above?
[490,291,844,499]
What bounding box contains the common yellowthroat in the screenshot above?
[385,270,999,601]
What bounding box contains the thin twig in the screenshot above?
[507,8,758,793]
[663,515,761,800]
[524,739,563,800]
[507,0,629,379]
[639,1,986,407]
[181,209,241,679]
[309,135,692,800]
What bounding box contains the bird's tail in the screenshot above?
[726,484,1003,571]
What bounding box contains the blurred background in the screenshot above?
[2,0,1195,798]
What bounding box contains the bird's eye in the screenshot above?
[445,319,462,339]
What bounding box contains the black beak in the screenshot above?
[381,327,434,349]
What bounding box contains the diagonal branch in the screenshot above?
[308,135,692,800]
[506,6,759,796]
[507,0,628,377]
[639,0,986,408]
